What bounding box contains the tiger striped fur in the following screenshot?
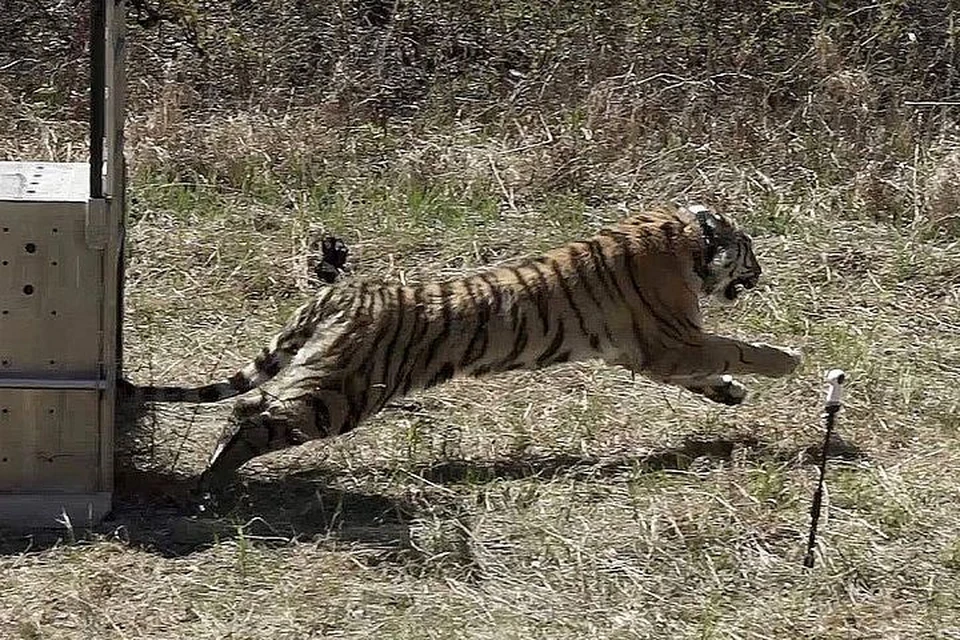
[126,203,801,487]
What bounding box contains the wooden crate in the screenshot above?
[0,161,120,528]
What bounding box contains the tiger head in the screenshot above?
[687,204,761,305]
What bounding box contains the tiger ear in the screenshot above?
[687,203,715,224]
[687,204,718,239]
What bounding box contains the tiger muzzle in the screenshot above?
[724,273,759,301]
[741,273,759,290]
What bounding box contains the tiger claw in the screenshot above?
[716,375,748,405]
[700,375,748,406]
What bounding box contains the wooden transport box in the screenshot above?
[0,161,119,528]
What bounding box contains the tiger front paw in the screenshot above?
[685,375,748,406]
[754,343,802,377]
[778,346,802,375]
[707,375,748,406]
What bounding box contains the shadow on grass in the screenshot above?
[412,434,866,485]
[0,434,866,558]
[0,463,416,558]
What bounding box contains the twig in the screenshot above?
[0,58,38,71]
[488,155,518,214]
[903,100,960,106]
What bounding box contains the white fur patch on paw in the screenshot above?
[718,374,748,404]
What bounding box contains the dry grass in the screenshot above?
[3,1,960,638]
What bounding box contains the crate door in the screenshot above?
[0,200,103,379]
[0,389,103,492]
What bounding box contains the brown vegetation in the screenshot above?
[1,1,960,637]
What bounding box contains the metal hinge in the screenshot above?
[85,198,109,249]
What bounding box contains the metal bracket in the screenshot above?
[85,197,109,249]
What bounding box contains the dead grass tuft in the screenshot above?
[923,143,960,236]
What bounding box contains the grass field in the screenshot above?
[2,1,960,637]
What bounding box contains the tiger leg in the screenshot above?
[198,393,333,489]
[618,334,799,405]
[644,334,801,380]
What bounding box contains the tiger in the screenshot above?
[122,203,801,488]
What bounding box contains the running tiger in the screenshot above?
[123,203,801,487]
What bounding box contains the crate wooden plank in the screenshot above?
[0,389,103,492]
[99,202,121,490]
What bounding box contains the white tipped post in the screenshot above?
[803,368,848,568]
[824,369,846,407]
